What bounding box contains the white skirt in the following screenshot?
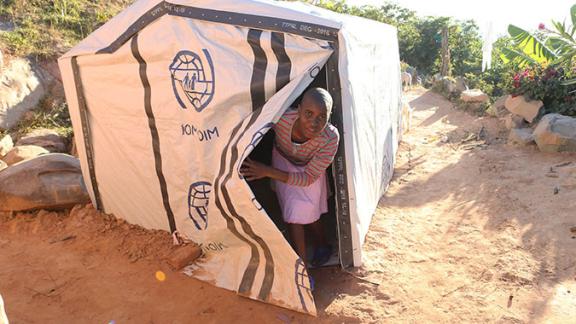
[272,146,328,225]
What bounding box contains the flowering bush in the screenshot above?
[508,65,576,116]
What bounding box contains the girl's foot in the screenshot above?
[311,245,332,267]
[309,275,315,291]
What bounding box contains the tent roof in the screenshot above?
[61,0,395,59]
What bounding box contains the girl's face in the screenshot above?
[297,96,328,140]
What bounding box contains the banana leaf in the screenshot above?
[508,24,558,63]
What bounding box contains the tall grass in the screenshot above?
[0,0,133,59]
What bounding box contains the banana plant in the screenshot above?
[501,4,576,68]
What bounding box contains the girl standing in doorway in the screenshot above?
[241,87,339,273]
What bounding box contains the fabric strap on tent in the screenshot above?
[326,48,354,268]
[131,35,178,233]
[270,32,291,92]
[97,1,338,55]
[71,57,104,211]
[211,28,275,299]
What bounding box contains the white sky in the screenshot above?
[351,0,574,36]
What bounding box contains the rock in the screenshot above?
[503,114,528,130]
[165,244,203,270]
[0,160,7,172]
[0,134,13,157]
[2,145,49,165]
[460,89,489,103]
[0,153,90,211]
[0,58,46,130]
[442,77,457,94]
[455,77,468,92]
[504,95,543,123]
[533,114,576,152]
[508,128,535,146]
[487,95,509,118]
[16,128,67,153]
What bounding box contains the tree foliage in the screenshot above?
[306,0,484,77]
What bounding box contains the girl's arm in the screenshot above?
[240,158,289,183]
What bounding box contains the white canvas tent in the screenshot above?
[59,0,402,315]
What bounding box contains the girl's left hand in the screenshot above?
[240,158,270,181]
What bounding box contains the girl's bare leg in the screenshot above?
[308,218,328,248]
[288,223,307,266]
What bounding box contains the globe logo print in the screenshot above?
[169,49,215,112]
[295,258,313,312]
[188,181,212,230]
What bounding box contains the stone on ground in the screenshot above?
[0,134,13,157]
[165,244,203,270]
[0,58,46,130]
[16,128,67,153]
[504,95,543,123]
[533,113,576,152]
[487,95,509,118]
[2,145,49,165]
[508,128,535,146]
[0,153,90,211]
[455,77,468,92]
[442,77,457,94]
[503,114,528,130]
[460,89,489,103]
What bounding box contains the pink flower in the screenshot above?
[538,23,546,30]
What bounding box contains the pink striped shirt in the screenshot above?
[274,109,340,186]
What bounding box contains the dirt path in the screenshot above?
[1,88,575,323]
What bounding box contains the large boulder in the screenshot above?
[16,128,67,153]
[0,134,13,157]
[0,58,46,130]
[0,160,7,172]
[460,89,489,103]
[508,128,535,146]
[2,145,49,165]
[0,153,90,211]
[504,95,543,123]
[533,114,576,152]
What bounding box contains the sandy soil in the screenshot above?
[1,88,575,323]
